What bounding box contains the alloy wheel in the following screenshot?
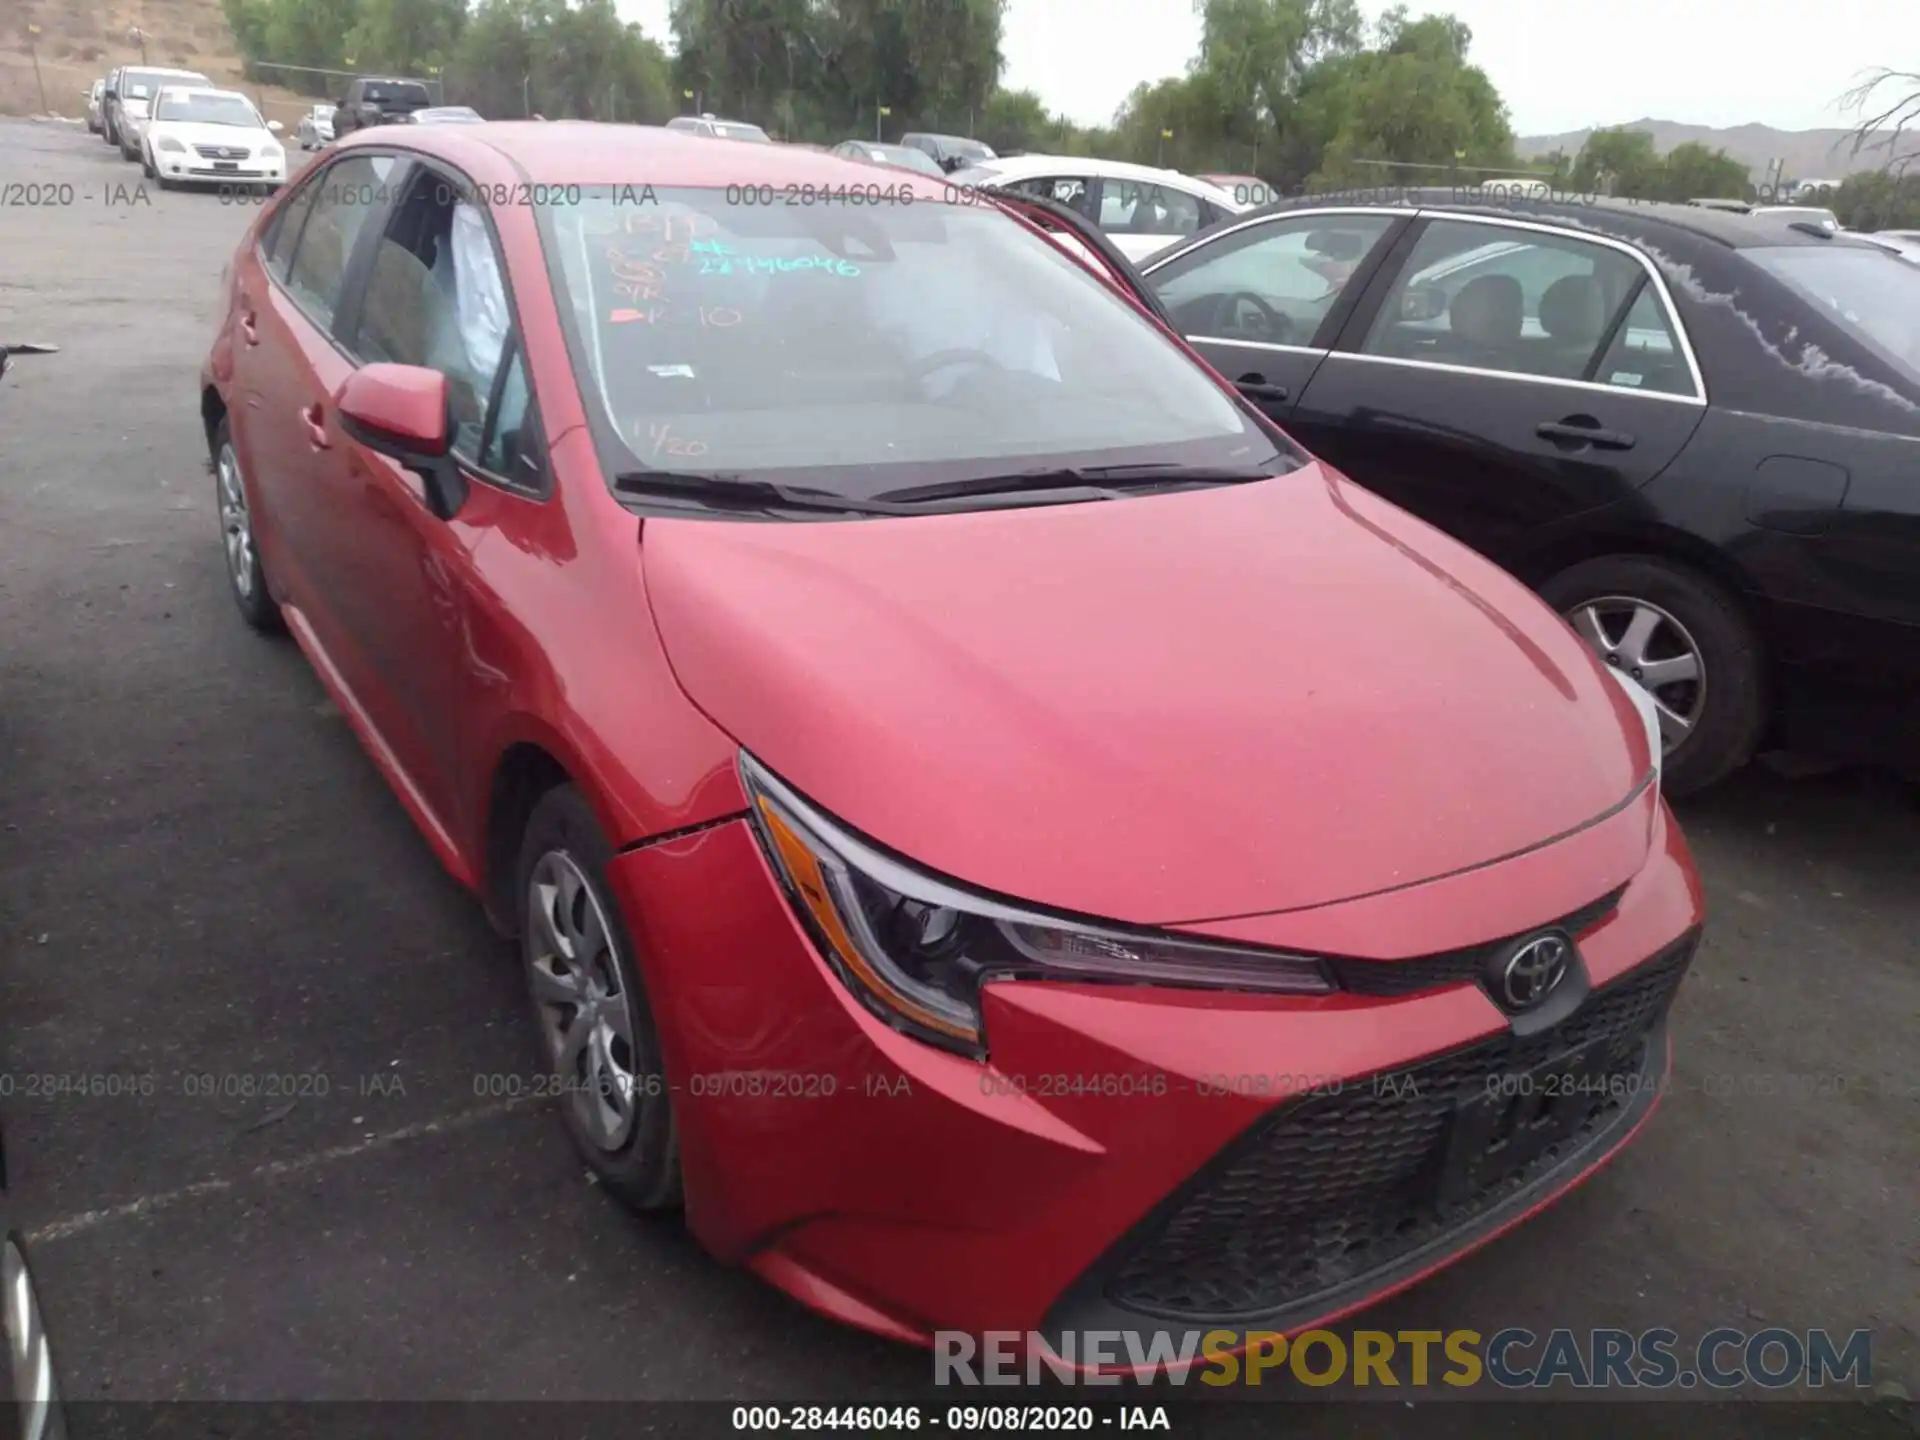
[526,850,640,1153]
[216,442,255,600]
[1566,594,1706,751]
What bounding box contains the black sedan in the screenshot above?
[1121,189,1920,795]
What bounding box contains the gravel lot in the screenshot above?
[0,118,1914,1431]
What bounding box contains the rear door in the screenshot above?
[1292,212,1710,564]
[1140,209,1409,424]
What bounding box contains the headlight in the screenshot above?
[741,753,1333,1057]
[261,146,283,161]
[157,136,185,152]
[1605,667,1664,791]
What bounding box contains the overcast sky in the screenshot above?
[612,0,1898,136]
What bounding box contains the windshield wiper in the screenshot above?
[872,462,1281,507]
[611,469,901,516]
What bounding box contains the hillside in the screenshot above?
[1,0,319,128]
[1516,118,1900,182]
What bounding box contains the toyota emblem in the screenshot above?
[1498,934,1570,1010]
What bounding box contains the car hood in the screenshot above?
[641,465,1651,927]
[150,121,275,149]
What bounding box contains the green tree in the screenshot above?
[1305,11,1514,188]
[345,0,467,77]
[1570,127,1664,198]
[1658,140,1748,202]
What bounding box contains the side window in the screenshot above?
[283,154,394,330]
[1361,219,1643,380]
[1592,284,1694,396]
[1009,175,1090,214]
[1149,214,1396,346]
[1100,181,1203,238]
[478,345,543,486]
[355,168,511,460]
[263,178,319,278]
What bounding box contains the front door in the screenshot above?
[1296,214,1710,565]
[1144,210,1406,425]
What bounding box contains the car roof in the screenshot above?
[128,66,209,78]
[1231,186,1873,252]
[157,85,246,98]
[972,152,1237,197]
[333,121,955,188]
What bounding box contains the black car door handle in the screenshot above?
[1236,376,1290,402]
[1537,419,1636,450]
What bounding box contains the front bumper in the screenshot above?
[605,793,1702,1355]
[155,153,286,184]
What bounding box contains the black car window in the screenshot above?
[1006,176,1091,215]
[282,155,396,331]
[1150,214,1397,346]
[354,168,512,460]
[1591,285,1694,397]
[1748,244,1920,384]
[1362,219,1648,383]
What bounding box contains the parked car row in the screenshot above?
[84,66,288,191]
[198,124,1706,1369]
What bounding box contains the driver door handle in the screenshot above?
[1235,374,1289,403]
[1537,417,1635,450]
[301,402,331,450]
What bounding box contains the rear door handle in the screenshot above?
[1537,418,1635,450]
[1235,374,1290,403]
[301,402,331,450]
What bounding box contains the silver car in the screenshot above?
[295,104,335,150]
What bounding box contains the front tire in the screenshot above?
[213,419,282,633]
[1541,554,1766,796]
[515,785,682,1211]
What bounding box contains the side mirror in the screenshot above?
[334,364,467,519]
[104,88,117,100]
[268,120,284,133]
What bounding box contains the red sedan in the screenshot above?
[200,124,1704,1364]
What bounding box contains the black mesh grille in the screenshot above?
[1105,934,1694,1321]
[192,144,248,160]
[1329,885,1626,998]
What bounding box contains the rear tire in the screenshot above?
[514,785,682,1212]
[1540,554,1766,797]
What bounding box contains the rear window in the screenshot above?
[537,186,1277,498]
[1748,244,1920,382]
[365,83,430,105]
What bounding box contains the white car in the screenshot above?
[946,155,1248,262]
[142,87,287,191]
[112,65,212,160]
[296,104,335,150]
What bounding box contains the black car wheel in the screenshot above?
[1541,554,1766,796]
[514,785,682,1211]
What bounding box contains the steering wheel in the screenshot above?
[1216,291,1292,343]
[909,348,1012,384]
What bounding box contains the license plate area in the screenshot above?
[1437,1038,1622,1206]
[212,160,239,171]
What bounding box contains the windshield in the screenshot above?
[156,92,260,127]
[712,123,770,143]
[1749,244,1920,380]
[538,187,1280,502]
[417,107,481,122]
[125,71,203,101]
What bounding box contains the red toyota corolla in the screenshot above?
[200,124,1704,1363]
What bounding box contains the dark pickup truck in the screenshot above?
[331,77,434,136]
